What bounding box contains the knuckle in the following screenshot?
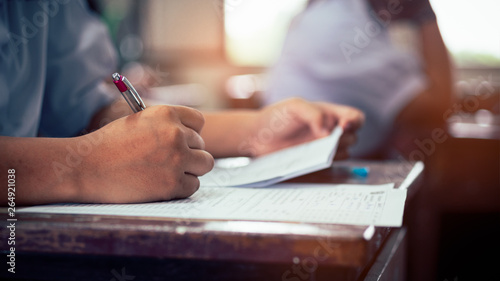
[168,126,185,145]
[191,178,200,194]
[286,97,306,110]
[178,176,200,199]
[197,134,206,150]
[169,150,184,167]
[194,108,205,121]
[206,153,215,172]
[155,105,176,118]
[196,152,214,176]
[161,172,183,200]
[289,97,304,104]
[190,107,205,127]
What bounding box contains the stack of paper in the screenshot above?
[19,183,406,227]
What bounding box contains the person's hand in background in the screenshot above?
[246,98,364,158]
[202,98,364,159]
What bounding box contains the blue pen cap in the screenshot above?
[351,167,370,178]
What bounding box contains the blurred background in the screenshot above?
[88,0,499,110]
[89,0,308,109]
[89,1,499,280]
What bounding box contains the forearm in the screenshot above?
[202,110,258,158]
[0,136,82,206]
[398,20,455,126]
[419,20,454,108]
[0,103,216,206]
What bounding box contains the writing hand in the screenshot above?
[79,105,214,203]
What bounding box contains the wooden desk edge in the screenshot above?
[0,160,420,269]
[1,212,392,268]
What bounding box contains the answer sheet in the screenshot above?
[199,126,343,187]
[19,183,407,227]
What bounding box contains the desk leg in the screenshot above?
[362,228,407,281]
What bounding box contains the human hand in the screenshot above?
[246,98,364,159]
[77,105,214,203]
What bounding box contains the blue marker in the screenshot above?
[350,167,370,178]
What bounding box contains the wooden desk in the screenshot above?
[0,161,421,281]
[412,118,500,281]
[392,114,500,281]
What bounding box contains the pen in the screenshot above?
[112,72,147,113]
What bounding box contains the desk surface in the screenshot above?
[0,160,421,280]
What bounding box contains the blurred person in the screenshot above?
[264,0,454,158]
[0,0,363,206]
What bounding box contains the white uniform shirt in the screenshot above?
[264,0,426,157]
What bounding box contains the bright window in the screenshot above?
[224,0,500,68]
[224,0,307,66]
[430,0,500,67]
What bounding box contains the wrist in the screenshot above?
[243,111,263,158]
[60,134,103,203]
[244,107,285,157]
[204,110,259,158]
[54,137,88,203]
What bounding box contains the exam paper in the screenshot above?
[199,126,343,187]
[19,183,407,227]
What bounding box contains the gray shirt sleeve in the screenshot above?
[39,0,118,137]
[0,0,117,137]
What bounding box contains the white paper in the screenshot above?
[19,183,407,227]
[199,126,343,187]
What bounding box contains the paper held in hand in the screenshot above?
[199,126,344,187]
